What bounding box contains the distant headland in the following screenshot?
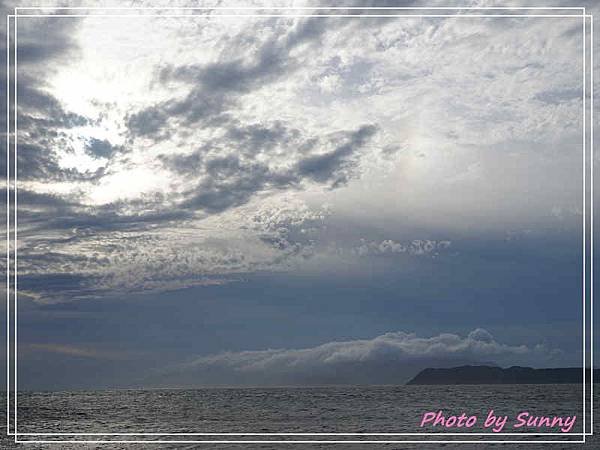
[407,365,598,385]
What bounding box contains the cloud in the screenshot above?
[171,122,378,213]
[126,17,338,140]
[10,17,79,64]
[226,120,305,156]
[85,138,120,159]
[2,142,104,182]
[1,16,96,184]
[154,328,562,387]
[353,239,452,257]
[3,9,587,307]
[12,195,333,303]
[296,124,378,187]
[17,82,89,130]
[181,154,297,213]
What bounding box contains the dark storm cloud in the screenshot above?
[1,16,96,184]
[182,156,298,213]
[15,17,79,65]
[296,124,378,187]
[0,187,77,209]
[226,120,302,156]
[158,146,206,175]
[168,123,378,214]
[85,138,120,159]
[0,142,104,182]
[3,183,193,242]
[159,119,305,176]
[126,106,172,140]
[22,201,194,235]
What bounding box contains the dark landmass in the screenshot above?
[406,365,599,385]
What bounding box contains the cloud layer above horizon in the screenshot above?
[151,328,562,386]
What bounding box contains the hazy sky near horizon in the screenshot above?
[1,1,597,389]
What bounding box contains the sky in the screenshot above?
[1,0,598,390]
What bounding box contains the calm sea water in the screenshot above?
[0,384,597,449]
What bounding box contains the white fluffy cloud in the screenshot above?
[155,328,562,386]
[353,239,451,257]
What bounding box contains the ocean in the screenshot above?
[1,384,597,449]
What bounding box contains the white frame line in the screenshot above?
[4,11,9,439]
[6,7,594,445]
[591,13,595,433]
[4,14,592,18]
[13,6,589,11]
[12,11,17,443]
[582,10,586,443]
